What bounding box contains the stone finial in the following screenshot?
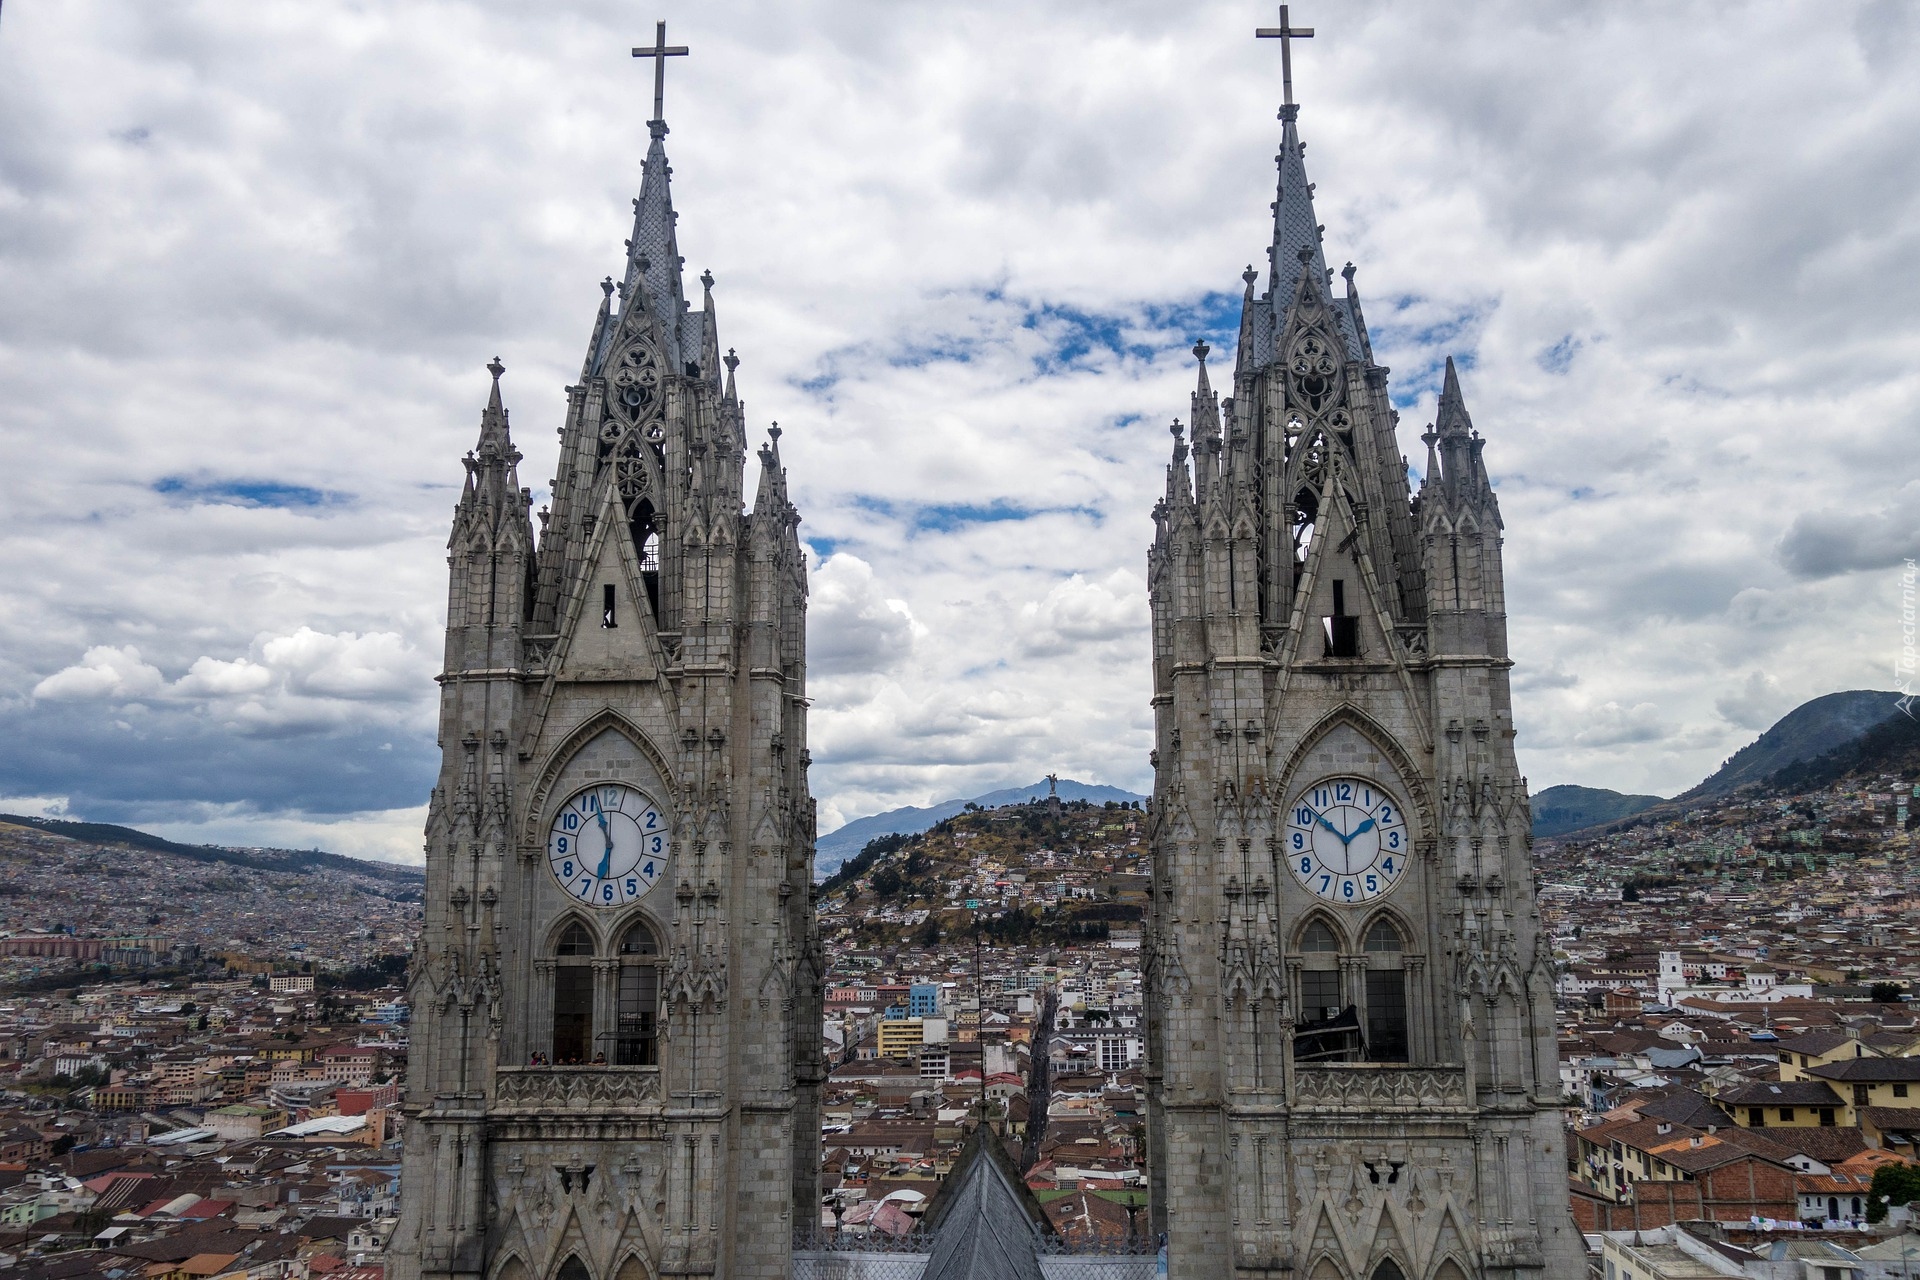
[723,348,739,374]
[1192,340,1210,363]
[701,268,714,291]
[1169,419,1184,438]
[768,422,782,443]
[601,276,615,297]
[1243,265,1259,287]
[487,357,505,381]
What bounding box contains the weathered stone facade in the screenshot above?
[387,102,821,1280]
[1141,97,1587,1280]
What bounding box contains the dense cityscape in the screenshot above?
[6,735,1920,1276]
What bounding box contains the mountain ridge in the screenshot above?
[1531,689,1907,841]
[0,813,423,881]
[815,779,1146,877]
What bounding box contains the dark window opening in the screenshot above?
[553,967,593,1066]
[552,921,595,1065]
[1370,1262,1407,1280]
[1324,577,1359,657]
[1779,1107,1795,1122]
[615,921,660,1066]
[602,583,617,628]
[556,1257,591,1280]
[1366,970,1408,1063]
[1819,1107,1836,1126]
[1363,921,1408,1063]
[1748,1107,1765,1127]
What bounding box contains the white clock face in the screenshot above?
[1285,776,1409,904]
[547,784,669,909]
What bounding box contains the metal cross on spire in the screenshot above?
[1255,4,1315,109]
[631,20,689,125]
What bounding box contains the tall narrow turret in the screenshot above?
[392,34,819,1280]
[1143,19,1584,1280]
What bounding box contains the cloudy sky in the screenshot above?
[1,0,1915,863]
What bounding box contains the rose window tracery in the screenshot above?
[1288,331,1342,415]
[610,339,662,426]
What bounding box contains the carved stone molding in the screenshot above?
[493,1066,661,1112]
[1292,1064,1468,1112]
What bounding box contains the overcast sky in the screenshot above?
[1,0,1915,863]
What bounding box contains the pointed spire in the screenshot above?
[461,359,524,530]
[1269,105,1331,302]
[478,357,512,458]
[1434,357,1476,496]
[754,422,790,519]
[581,278,615,379]
[1436,356,1473,437]
[1165,419,1192,510]
[1190,341,1218,438]
[699,270,723,389]
[1341,262,1374,363]
[617,119,690,368]
[1234,266,1262,382]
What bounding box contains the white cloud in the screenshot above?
[33,646,164,702]
[2,0,1917,851]
[807,554,920,676]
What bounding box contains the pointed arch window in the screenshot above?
[552,922,595,1065]
[1363,919,1408,1063]
[1293,917,1354,1061]
[1369,1261,1407,1280]
[615,919,661,1066]
[554,1256,591,1280]
[631,499,662,620]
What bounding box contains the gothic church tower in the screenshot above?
[1142,25,1585,1280]
[390,47,822,1280]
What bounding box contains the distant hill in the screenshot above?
[1529,785,1664,838]
[0,813,422,883]
[1765,705,1920,794]
[815,778,1146,877]
[1683,690,1904,798]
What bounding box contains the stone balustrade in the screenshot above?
[492,1066,662,1112]
[1291,1064,1469,1112]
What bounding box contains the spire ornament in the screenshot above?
[1255,5,1315,111]
[631,20,689,128]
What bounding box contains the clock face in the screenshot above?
[547,784,669,909]
[1284,775,1409,904]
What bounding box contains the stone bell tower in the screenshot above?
[389,27,823,1280]
[1141,12,1585,1280]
